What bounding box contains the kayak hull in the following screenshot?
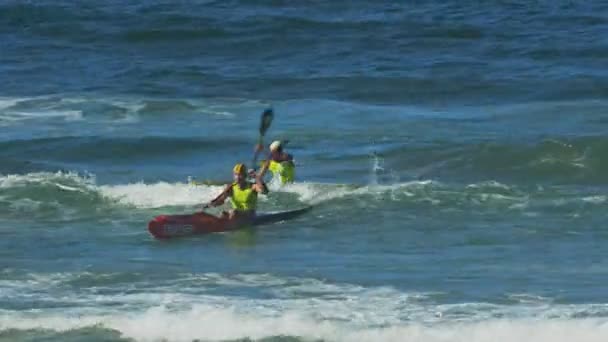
[148,207,311,239]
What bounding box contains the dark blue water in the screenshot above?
[2,1,608,341]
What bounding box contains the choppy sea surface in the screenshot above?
[2,1,608,341]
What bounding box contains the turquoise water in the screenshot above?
[2,1,608,341]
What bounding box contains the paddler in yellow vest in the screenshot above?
[204,163,268,221]
[256,140,295,184]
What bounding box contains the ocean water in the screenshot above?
[2,1,608,341]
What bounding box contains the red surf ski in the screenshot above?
[148,207,311,239]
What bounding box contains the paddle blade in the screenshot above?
[259,109,273,136]
[253,108,274,168]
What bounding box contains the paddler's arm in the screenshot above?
[257,156,271,180]
[254,175,269,195]
[204,184,232,209]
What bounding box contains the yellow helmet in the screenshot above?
[233,163,246,175]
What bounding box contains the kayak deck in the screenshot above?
[148,206,312,239]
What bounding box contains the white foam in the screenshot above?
[198,107,236,117]
[273,180,443,206]
[0,172,97,218]
[0,172,602,213]
[6,198,43,212]
[1,110,83,122]
[2,272,608,341]
[465,180,513,191]
[89,96,143,123]
[0,172,262,210]
[98,182,225,209]
[0,171,95,189]
[100,179,371,209]
[508,294,553,305]
[273,181,362,204]
[2,307,608,342]
[0,95,146,125]
[581,196,606,204]
[0,97,23,110]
